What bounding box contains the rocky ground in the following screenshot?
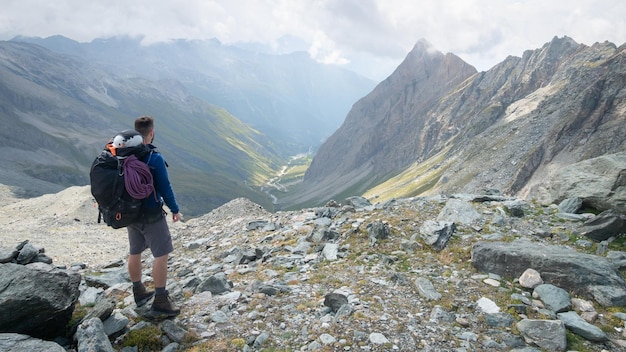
[2,185,626,351]
[0,186,156,269]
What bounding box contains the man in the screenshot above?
[128,115,182,317]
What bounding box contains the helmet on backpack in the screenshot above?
[112,130,144,148]
[107,130,147,158]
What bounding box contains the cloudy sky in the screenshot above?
[1,0,624,80]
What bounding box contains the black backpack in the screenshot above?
[90,130,150,229]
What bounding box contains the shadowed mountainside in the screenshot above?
[13,35,376,155]
[288,37,626,208]
[0,41,281,216]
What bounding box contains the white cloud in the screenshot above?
[1,0,625,80]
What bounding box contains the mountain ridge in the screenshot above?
[13,35,376,155]
[288,36,626,208]
[0,40,281,215]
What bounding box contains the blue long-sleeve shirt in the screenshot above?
[142,144,180,214]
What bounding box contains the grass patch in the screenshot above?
[123,325,163,351]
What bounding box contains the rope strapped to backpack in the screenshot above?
[122,154,156,200]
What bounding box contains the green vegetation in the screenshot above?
[363,146,452,203]
[66,304,89,333]
[122,325,163,351]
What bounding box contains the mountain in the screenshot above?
[13,35,376,155]
[288,37,626,208]
[0,40,281,216]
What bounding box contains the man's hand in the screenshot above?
[172,213,183,222]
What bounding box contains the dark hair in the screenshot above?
[134,116,154,139]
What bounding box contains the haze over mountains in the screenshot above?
[1,34,625,216]
[0,36,374,215]
[16,35,375,154]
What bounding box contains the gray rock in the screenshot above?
[312,217,332,227]
[555,212,591,221]
[319,333,336,344]
[83,298,115,324]
[542,152,626,213]
[210,310,229,323]
[253,331,270,348]
[196,272,232,295]
[161,319,188,343]
[0,263,80,339]
[335,303,354,320]
[16,242,39,264]
[31,253,53,264]
[472,239,626,306]
[246,220,269,230]
[0,333,66,352]
[419,220,456,251]
[0,248,17,263]
[162,342,180,352]
[430,305,455,323]
[321,243,339,260]
[345,196,372,210]
[438,198,482,225]
[577,210,626,242]
[518,268,543,288]
[516,319,567,352]
[369,332,390,344]
[485,312,516,327]
[307,340,322,351]
[76,318,115,352]
[533,284,571,313]
[368,221,391,241]
[308,227,340,243]
[607,250,626,270]
[502,200,527,217]
[84,268,129,289]
[557,197,583,214]
[477,297,500,313]
[324,293,348,313]
[414,277,442,300]
[79,286,104,306]
[557,311,609,342]
[102,311,129,336]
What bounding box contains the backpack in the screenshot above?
[90,130,150,229]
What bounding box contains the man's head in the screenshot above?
[135,116,155,143]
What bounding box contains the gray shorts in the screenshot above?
[127,217,174,257]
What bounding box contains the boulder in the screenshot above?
[577,210,626,242]
[419,220,456,251]
[540,152,626,213]
[0,333,65,352]
[0,263,81,339]
[471,239,626,306]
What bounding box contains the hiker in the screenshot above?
[128,115,182,317]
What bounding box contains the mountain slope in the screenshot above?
[14,35,376,155]
[0,41,281,215]
[285,39,478,207]
[290,37,626,207]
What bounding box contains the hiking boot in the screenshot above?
[151,291,180,317]
[133,285,155,307]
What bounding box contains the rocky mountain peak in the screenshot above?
[295,41,477,207]
[289,36,626,210]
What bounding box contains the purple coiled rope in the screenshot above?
[123,155,156,200]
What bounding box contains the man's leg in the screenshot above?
[151,253,180,316]
[128,253,142,282]
[152,254,168,289]
[129,252,154,306]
